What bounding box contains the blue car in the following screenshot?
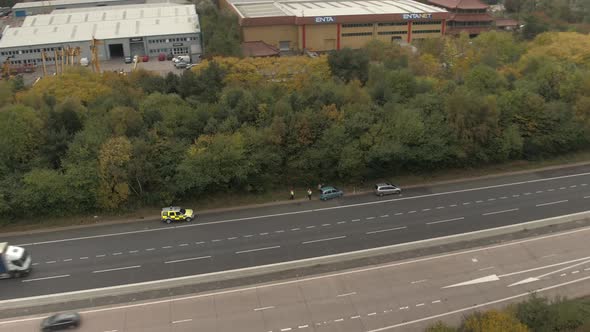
[320,186,343,201]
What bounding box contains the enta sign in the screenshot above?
[315,16,335,23]
[402,13,433,20]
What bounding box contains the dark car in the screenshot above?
[319,186,343,201]
[124,56,132,64]
[40,312,81,331]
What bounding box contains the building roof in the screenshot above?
[427,0,488,10]
[0,4,199,49]
[229,0,447,19]
[495,18,518,27]
[241,41,280,57]
[449,13,493,22]
[13,0,126,10]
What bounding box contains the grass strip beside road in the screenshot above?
[2,150,590,234]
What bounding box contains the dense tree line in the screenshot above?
[0,31,589,218]
[426,295,590,331]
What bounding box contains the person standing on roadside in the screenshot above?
[307,188,312,200]
[290,188,295,200]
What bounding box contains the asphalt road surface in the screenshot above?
[3,164,590,300]
[2,220,590,331]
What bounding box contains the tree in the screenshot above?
[460,310,529,332]
[199,5,242,57]
[464,65,508,94]
[426,321,457,332]
[522,14,549,40]
[97,137,132,210]
[328,48,370,84]
[0,104,44,171]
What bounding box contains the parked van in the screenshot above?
[79,58,89,66]
[172,55,190,63]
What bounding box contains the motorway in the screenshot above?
[2,164,590,300]
[1,219,590,331]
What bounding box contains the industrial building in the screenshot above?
[0,3,202,69]
[222,0,449,53]
[426,0,493,37]
[11,0,144,18]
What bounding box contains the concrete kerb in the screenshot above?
[2,210,590,311]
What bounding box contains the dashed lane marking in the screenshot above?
[302,236,346,244]
[172,319,193,324]
[165,256,211,264]
[236,246,281,254]
[337,292,356,297]
[254,306,275,311]
[366,226,406,235]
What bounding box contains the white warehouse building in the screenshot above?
[0,3,202,68]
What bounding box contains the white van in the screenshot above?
[79,57,89,67]
[172,55,190,63]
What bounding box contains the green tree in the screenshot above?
[460,310,529,332]
[328,48,370,84]
[97,137,132,210]
[0,104,44,171]
[426,321,458,332]
[200,4,242,57]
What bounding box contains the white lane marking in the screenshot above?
[281,328,292,331]
[146,248,155,251]
[172,319,193,324]
[512,195,520,197]
[585,268,590,271]
[291,228,301,230]
[572,270,580,274]
[411,279,427,284]
[162,246,172,249]
[366,227,406,235]
[548,189,555,192]
[463,202,471,205]
[351,315,361,319]
[179,244,188,247]
[20,170,590,247]
[426,217,464,225]
[352,219,361,222]
[482,208,519,216]
[524,192,532,195]
[559,187,566,190]
[560,273,567,277]
[112,252,122,256]
[500,196,508,199]
[298,325,309,328]
[436,206,444,209]
[475,200,483,203]
[478,266,495,271]
[165,256,211,264]
[254,306,275,311]
[212,239,222,242]
[63,259,72,262]
[243,235,253,238]
[422,209,430,212]
[46,261,56,264]
[322,223,331,226]
[395,213,403,216]
[416,303,425,307]
[80,257,88,260]
[499,256,590,278]
[536,191,544,193]
[5,221,590,326]
[366,217,375,220]
[92,265,141,274]
[367,276,590,331]
[96,255,106,258]
[450,204,458,207]
[487,199,495,201]
[306,226,316,229]
[32,263,39,266]
[541,254,556,259]
[128,250,138,254]
[381,214,390,217]
[302,236,346,244]
[584,196,590,199]
[536,200,568,207]
[228,237,238,240]
[22,275,70,283]
[399,306,409,310]
[236,246,281,254]
[582,184,588,186]
[195,241,205,244]
[275,230,285,233]
[368,312,377,316]
[337,221,347,224]
[335,318,344,322]
[570,185,577,188]
[432,300,441,304]
[337,292,357,297]
[259,233,269,236]
[104,330,118,332]
[408,210,417,214]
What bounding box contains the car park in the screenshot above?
[161,206,195,224]
[40,312,80,331]
[319,186,343,201]
[374,183,402,196]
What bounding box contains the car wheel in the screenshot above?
[186,217,192,222]
[165,219,172,224]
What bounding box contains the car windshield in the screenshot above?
[179,209,186,214]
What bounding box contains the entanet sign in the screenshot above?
[402,13,433,20]
[315,16,335,23]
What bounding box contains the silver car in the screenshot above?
[374,183,402,196]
